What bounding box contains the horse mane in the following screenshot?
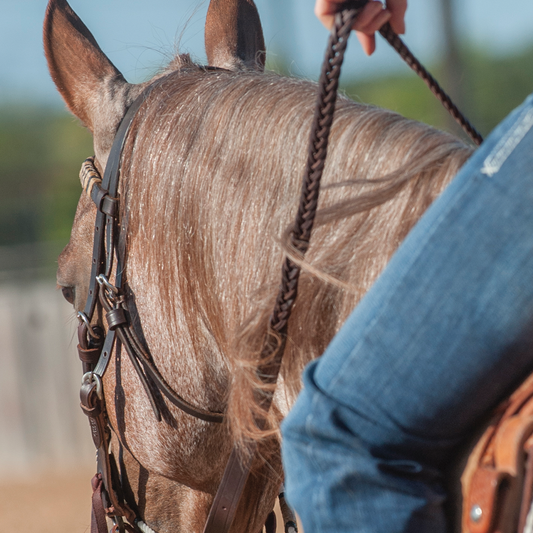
[119,64,473,454]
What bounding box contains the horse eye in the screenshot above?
[61,286,75,305]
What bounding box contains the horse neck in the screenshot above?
[121,64,473,456]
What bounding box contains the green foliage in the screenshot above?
[341,44,533,140]
[343,72,454,133]
[0,106,92,246]
[463,46,533,135]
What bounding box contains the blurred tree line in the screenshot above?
[343,44,533,141]
[0,107,91,276]
[0,43,532,259]
[0,107,91,245]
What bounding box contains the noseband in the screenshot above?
[74,5,482,533]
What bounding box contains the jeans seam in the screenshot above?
[481,106,533,177]
[305,394,327,532]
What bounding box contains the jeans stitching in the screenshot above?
[307,393,326,532]
[481,106,533,177]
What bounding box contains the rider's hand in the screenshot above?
[315,0,407,55]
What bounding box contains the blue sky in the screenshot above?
[1,0,533,107]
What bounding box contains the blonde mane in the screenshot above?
[120,67,473,452]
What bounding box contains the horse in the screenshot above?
[45,0,473,531]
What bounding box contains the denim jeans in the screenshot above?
[281,93,533,533]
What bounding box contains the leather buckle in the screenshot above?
[90,183,118,217]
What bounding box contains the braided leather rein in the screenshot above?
[378,22,482,146]
[261,0,484,379]
[255,5,483,422]
[75,5,481,533]
[203,5,482,533]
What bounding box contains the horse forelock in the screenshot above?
[117,67,473,476]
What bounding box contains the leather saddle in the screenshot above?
[462,373,533,533]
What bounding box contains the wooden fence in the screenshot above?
[0,278,94,477]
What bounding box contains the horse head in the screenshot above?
[45,0,473,531]
[46,0,277,531]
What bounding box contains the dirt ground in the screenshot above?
[0,468,95,533]
[0,468,295,533]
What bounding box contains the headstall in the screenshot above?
[74,4,482,533]
[76,73,229,533]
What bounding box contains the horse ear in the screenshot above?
[205,0,266,71]
[43,0,131,137]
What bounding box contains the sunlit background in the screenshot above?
[1,0,532,531]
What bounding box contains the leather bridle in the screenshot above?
[74,4,482,533]
[76,70,230,533]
